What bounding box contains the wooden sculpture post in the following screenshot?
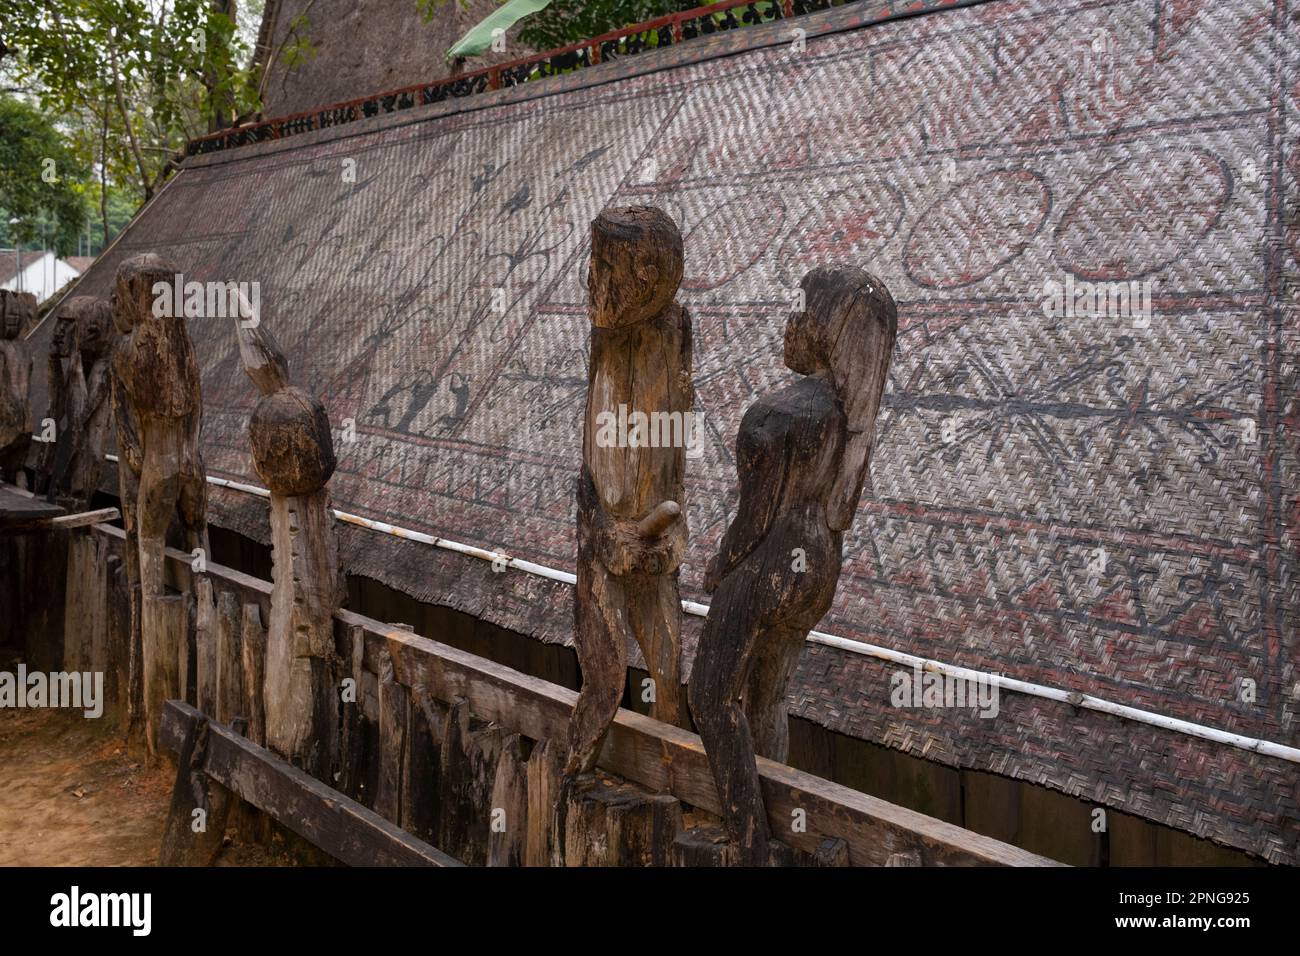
[48,296,115,506]
[565,206,693,780]
[0,290,33,485]
[110,285,146,738]
[0,290,34,486]
[687,266,897,865]
[112,254,209,757]
[36,308,78,502]
[237,317,342,773]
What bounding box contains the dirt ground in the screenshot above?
[0,671,298,866]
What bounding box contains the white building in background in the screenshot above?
[1,249,84,303]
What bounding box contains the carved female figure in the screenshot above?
[688,266,896,865]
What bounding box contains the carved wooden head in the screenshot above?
[784,266,897,430]
[588,206,684,329]
[0,291,19,341]
[1,290,35,341]
[61,295,114,363]
[250,386,336,496]
[112,252,177,335]
[50,309,78,358]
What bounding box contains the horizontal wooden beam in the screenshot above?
[368,614,1061,867]
[48,507,122,530]
[106,522,1060,867]
[161,699,462,867]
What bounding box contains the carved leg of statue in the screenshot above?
[137,462,179,597]
[628,574,684,727]
[0,440,29,488]
[118,467,144,739]
[687,570,773,866]
[137,452,182,758]
[176,465,209,557]
[565,559,629,778]
[743,624,806,764]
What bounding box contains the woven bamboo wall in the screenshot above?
[39,0,1299,862]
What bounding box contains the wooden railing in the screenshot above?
[160,700,462,866]
[87,520,1062,867]
[185,0,851,156]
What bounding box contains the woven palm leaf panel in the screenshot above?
[43,0,1299,862]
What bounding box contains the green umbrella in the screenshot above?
[447,0,554,60]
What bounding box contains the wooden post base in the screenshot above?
[561,773,682,867]
[671,823,849,867]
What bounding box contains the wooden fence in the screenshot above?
[51,519,1060,866]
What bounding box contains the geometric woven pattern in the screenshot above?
[47,0,1299,861]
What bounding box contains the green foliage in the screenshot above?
[2,0,261,205]
[419,0,729,60]
[278,14,320,69]
[447,0,554,61]
[515,1,708,50]
[0,96,88,256]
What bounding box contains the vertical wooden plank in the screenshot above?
[62,533,95,672]
[88,535,110,678]
[487,733,529,867]
[400,688,440,842]
[337,624,367,801]
[215,590,243,726]
[142,592,186,759]
[375,648,407,824]
[22,530,68,673]
[240,602,267,747]
[104,553,130,726]
[179,588,195,707]
[194,578,218,716]
[438,700,502,866]
[525,738,562,867]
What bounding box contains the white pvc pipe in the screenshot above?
[97,456,1300,765]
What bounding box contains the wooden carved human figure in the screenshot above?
[110,285,146,736]
[237,317,342,772]
[112,253,209,755]
[35,302,77,494]
[0,290,34,487]
[565,206,693,778]
[48,296,115,506]
[688,266,896,865]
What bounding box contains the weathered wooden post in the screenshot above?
[687,266,896,865]
[565,205,694,781]
[110,283,146,739]
[112,253,209,757]
[35,302,76,495]
[0,289,34,487]
[236,316,342,774]
[48,296,115,506]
